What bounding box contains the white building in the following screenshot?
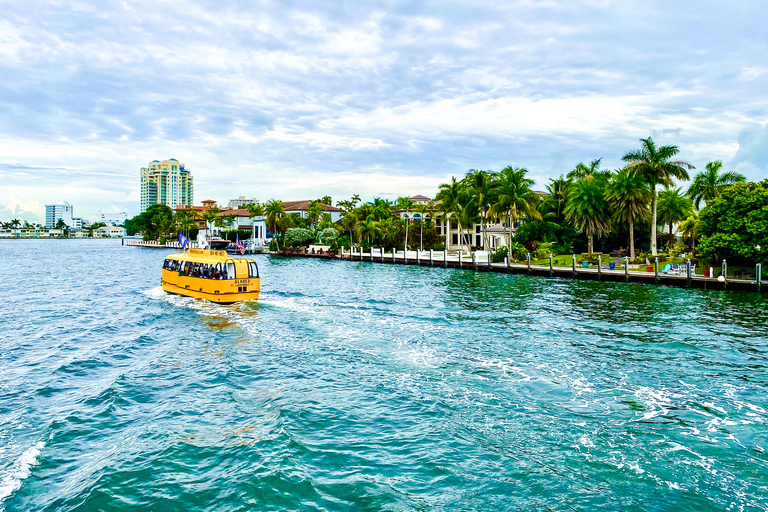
[100,211,128,226]
[228,196,259,209]
[96,226,127,238]
[45,202,74,228]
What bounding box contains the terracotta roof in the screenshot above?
[409,195,431,201]
[282,201,341,212]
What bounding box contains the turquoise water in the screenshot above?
[1,239,767,511]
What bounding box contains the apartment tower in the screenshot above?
[140,159,194,212]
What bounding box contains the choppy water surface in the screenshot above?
[1,239,767,511]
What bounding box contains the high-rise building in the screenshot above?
[140,159,193,212]
[228,196,259,209]
[45,202,74,228]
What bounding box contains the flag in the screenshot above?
[236,235,246,255]
[178,232,189,249]
[197,232,208,249]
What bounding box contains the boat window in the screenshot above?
[248,262,259,278]
[226,262,236,279]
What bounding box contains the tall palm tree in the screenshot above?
[687,160,746,209]
[414,202,431,250]
[10,219,21,229]
[489,166,541,254]
[453,197,478,251]
[545,176,568,222]
[395,196,415,249]
[657,188,694,249]
[605,168,651,259]
[564,176,611,254]
[462,169,493,249]
[264,199,285,249]
[622,137,693,255]
[435,177,465,250]
[356,215,382,244]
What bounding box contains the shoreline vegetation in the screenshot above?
[10,136,766,280]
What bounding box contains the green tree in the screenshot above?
[395,196,415,249]
[679,215,701,252]
[489,166,541,255]
[687,160,746,210]
[564,176,611,254]
[265,199,286,249]
[657,188,694,247]
[622,136,693,255]
[462,169,493,249]
[698,180,768,266]
[413,202,432,250]
[87,222,107,237]
[54,218,69,238]
[317,196,333,206]
[174,209,195,238]
[200,205,222,236]
[356,215,382,244]
[545,176,568,222]
[284,227,315,249]
[244,203,265,218]
[567,158,605,181]
[453,197,479,250]
[435,177,465,250]
[605,168,651,259]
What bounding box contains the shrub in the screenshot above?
[491,246,508,263]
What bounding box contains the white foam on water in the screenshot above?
[141,286,167,299]
[0,442,45,507]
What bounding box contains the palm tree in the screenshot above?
[453,197,478,251]
[679,215,701,252]
[356,215,382,244]
[657,188,694,249]
[174,210,195,240]
[567,158,604,181]
[564,176,611,254]
[489,166,541,255]
[605,168,651,259]
[462,169,493,249]
[244,203,265,218]
[264,199,285,249]
[10,219,21,229]
[622,137,693,255]
[435,177,464,250]
[545,176,568,222]
[414,202,431,250]
[687,160,746,209]
[395,196,415,249]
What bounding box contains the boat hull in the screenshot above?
[161,271,260,304]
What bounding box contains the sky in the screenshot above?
[1,0,767,223]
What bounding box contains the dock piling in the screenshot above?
[687,259,692,287]
[655,257,659,284]
[572,254,576,278]
[722,259,727,280]
[527,253,531,275]
[757,263,762,292]
[549,254,553,278]
[624,257,629,282]
[472,251,477,270]
[598,255,602,281]
[430,249,433,266]
[488,251,491,269]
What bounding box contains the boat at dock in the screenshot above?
[161,248,260,303]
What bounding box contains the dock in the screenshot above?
[332,248,764,293]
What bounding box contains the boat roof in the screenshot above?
[165,248,255,264]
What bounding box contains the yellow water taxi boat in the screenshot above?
[161,248,260,303]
